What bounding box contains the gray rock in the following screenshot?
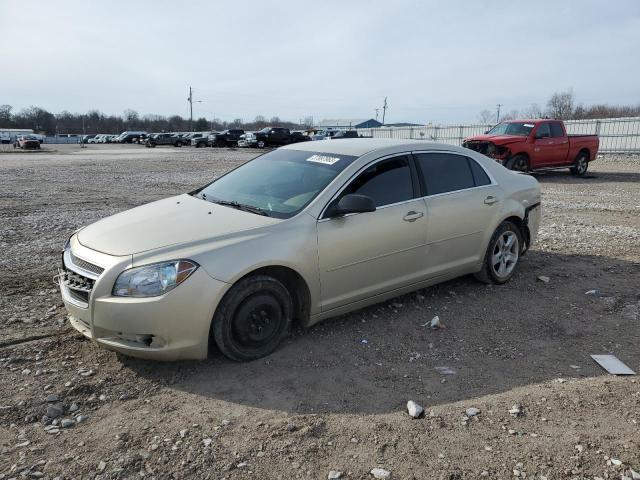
[465,407,481,417]
[46,403,64,419]
[61,418,74,428]
[69,403,79,412]
[97,460,106,472]
[76,414,89,423]
[406,400,424,418]
[328,471,343,479]
[46,394,59,403]
[537,275,550,283]
[371,468,391,479]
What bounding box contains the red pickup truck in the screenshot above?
[462,119,599,175]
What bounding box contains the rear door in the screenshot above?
[414,152,500,276]
[317,155,428,311]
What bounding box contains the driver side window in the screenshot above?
[341,156,414,207]
[536,123,550,139]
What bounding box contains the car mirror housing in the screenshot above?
[330,194,376,217]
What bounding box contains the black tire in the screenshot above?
[570,152,589,176]
[175,141,182,147]
[474,221,522,285]
[212,275,292,361]
[505,154,529,172]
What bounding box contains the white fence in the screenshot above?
[356,117,640,154]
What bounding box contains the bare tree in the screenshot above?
[546,89,574,120]
[501,109,520,121]
[522,103,543,118]
[477,110,494,124]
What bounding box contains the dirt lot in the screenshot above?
[1,144,639,480]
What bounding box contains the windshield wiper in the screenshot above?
[210,199,271,217]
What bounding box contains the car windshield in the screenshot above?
[194,149,358,219]
[487,122,535,136]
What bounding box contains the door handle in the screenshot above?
[484,195,498,205]
[403,211,424,222]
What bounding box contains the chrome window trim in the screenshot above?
[319,151,416,220]
[411,149,498,188]
[318,149,497,221]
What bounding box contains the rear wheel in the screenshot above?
[505,154,529,172]
[212,275,292,361]
[570,152,588,176]
[474,221,522,284]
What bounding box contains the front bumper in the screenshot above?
[59,236,229,361]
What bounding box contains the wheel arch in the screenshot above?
[500,214,531,254]
[577,147,590,160]
[215,264,312,329]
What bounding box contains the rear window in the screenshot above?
[415,153,481,195]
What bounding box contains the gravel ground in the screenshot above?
[0,144,639,479]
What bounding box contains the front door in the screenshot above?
[317,155,428,311]
[532,122,558,167]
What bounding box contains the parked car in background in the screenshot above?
[236,132,254,147]
[244,127,292,148]
[145,133,184,147]
[462,119,599,175]
[289,131,312,143]
[330,130,359,140]
[309,129,337,141]
[192,131,219,148]
[211,129,245,147]
[79,134,97,144]
[58,139,541,361]
[117,131,147,144]
[14,135,41,149]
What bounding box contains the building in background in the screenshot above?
[318,118,383,129]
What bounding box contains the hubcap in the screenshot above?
[491,231,519,279]
[514,158,527,171]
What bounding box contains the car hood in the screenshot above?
[464,134,526,145]
[77,193,281,256]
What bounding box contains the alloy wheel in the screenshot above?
[491,231,519,279]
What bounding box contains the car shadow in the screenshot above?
[121,250,639,414]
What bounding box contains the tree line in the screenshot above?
[0,105,311,136]
[478,89,640,124]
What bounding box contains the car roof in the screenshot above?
[281,138,469,157]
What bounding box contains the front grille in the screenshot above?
[70,252,104,275]
[61,262,96,307]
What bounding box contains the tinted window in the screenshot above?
[343,156,413,207]
[468,158,491,186]
[549,122,565,137]
[415,153,475,195]
[536,123,550,138]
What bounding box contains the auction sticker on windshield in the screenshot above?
[306,154,341,165]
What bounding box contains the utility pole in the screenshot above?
[496,103,503,123]
[187,87,194,132]
[375,108,379,121]
[382,97,388,125]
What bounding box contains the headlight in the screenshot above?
[113,260,198,297]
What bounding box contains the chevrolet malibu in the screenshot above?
[58,139,541,361]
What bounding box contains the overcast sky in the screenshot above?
[1,0,639,124]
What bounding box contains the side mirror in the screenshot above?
[329,194,376,217]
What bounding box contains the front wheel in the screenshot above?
[474,221,522,284]
[212,275,292,361]
[570,152,588,176]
